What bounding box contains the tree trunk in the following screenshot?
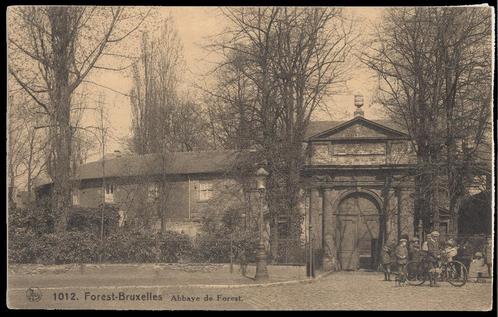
[50,8,73,233]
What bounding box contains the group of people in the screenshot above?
[380,231,457,287]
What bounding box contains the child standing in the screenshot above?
[380,245,392,281]
[395,238,409,286]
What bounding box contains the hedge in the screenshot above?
[8,206,257,265]
[8,229,197,264]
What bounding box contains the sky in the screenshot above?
[83,7,387,161]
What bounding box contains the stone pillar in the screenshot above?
[385,189,398,246]
[399,189,415,238]
[309,188,322,250]
[322,189,340,271]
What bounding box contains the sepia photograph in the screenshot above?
[6,5,495,310]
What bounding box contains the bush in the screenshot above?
[8,229,38,264]
[9,206,54,236]
[67,205,119,235]
[54,232,100,264]
[101,230,194,263]
[191,234,258,263]
[8,230,100,264]
[193,236,231,263]
[157,231,194,263]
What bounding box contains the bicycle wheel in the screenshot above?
[446,260,468,287]
[406,261,426,286]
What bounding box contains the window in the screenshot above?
[199,181,214,201]
[278,218,290,239]
[105,184,115,203]
[72,189,80,206]
[147,183,159,202]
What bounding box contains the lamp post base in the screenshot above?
[254,243,269,281]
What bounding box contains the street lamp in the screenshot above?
[255,167,269,281]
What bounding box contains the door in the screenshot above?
[337,193,380,270]
[358,215,380,268]
[337,215,358,270]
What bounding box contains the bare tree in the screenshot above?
[8,6,150,232]
[129,19,181,154]
[210,7,356,259]
[129,19,213,232]
[362,7,492,233]
[7,93,29,205]
[7,90,50,207]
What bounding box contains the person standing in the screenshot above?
[395,238,409,286]
[485,237,493,278]
[427,231,441,287]
[380,245,393,281]
[238,245,248,277]
[421,233,431,252]
[409,237,421,262]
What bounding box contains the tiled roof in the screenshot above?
[75,150,252,180]
[35,150,254,186]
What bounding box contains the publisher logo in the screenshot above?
[26,287,42,302]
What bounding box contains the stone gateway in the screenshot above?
[302,102,417,271]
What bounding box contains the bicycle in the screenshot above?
[406,258,468,287]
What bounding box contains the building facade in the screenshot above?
[36,151,258,236]
[302,104,418,271]
[34,100,490,271]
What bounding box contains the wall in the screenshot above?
[306,179,415,271]
[72,174,248,236]
[310,140,416,166]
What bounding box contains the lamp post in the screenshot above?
[255,167,269,281]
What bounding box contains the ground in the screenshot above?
[8,266,493,310]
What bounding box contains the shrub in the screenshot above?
[157,231,194,263]
[101,230,194,263]
[54,231,100,264]
[9,206,54,236]
[193,236,231,263]
[9,231,100,264]
[8,229,38,264]
[67,205,119,236]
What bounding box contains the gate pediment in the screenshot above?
[309,117,408,140]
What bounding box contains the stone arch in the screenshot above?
[334,188,383,270]
[332,188,383,214]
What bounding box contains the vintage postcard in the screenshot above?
[6,5,494,310]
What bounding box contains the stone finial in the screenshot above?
[354,94,364,117]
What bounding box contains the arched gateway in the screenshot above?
[336,192,380,270]
[303,100,417,271]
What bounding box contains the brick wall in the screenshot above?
[72,175,247,236]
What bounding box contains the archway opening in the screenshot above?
[336,192,381,270]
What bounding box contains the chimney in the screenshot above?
[354,94,364,117]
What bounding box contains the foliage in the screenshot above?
[9,230,100,264]
[9,203,256,264]
[66,205,120,236]
[9,205,55,236]
[196,205,259,263]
